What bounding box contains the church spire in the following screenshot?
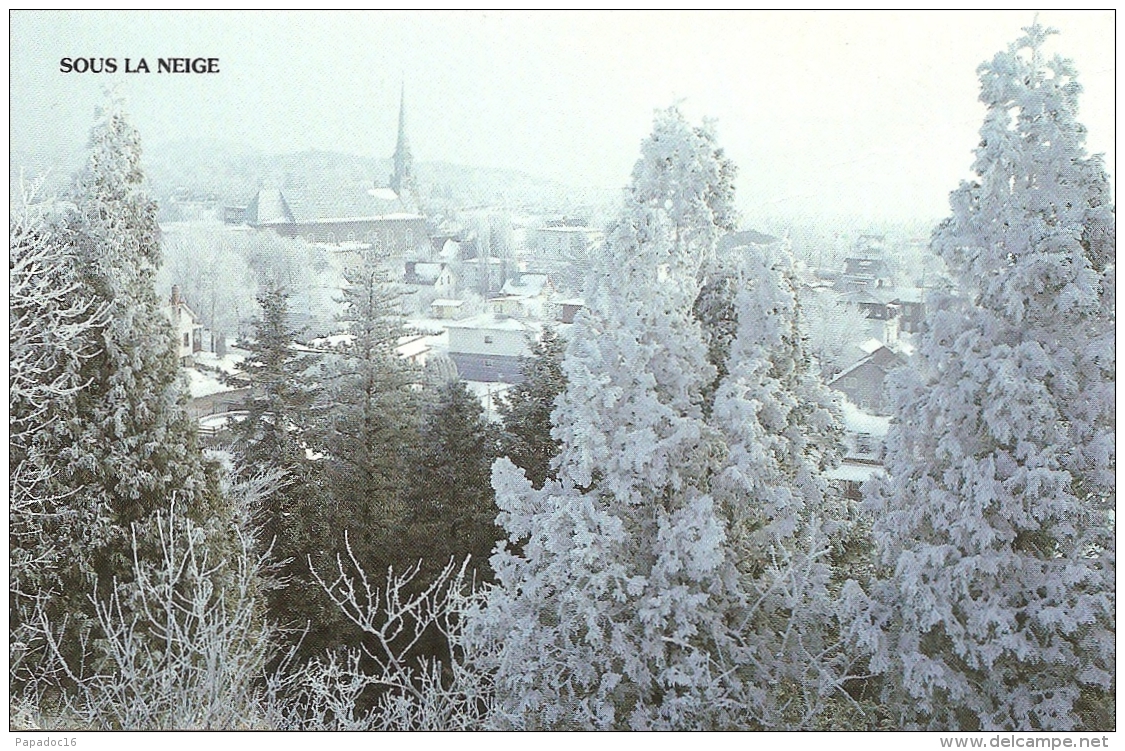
[390,83,415,198]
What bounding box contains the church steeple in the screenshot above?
[390,83,415,198]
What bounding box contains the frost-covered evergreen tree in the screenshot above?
[477,108,749,730]
[9,184,106,664]
[315,256,419,514]
[232,284,324,651]
[865,24,1115,730]
[60,99,226,567]
[11,99,241,704]
[235,284,316,483]
[498,326,567,489]
[706,244,851,727]
[403,379,502,584]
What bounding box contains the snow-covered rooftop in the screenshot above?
[439,239,462,260]
[445,313,538,332]
[367,187,400,202]
[826,462,883,484]
[838,397,891,437]
[295,213,423,224]
[405,262,445,285]
[501,273,550,297]
[859,338,884,355]
[396,335,431,360]
[889,287,927,304]
[248,188,295,225]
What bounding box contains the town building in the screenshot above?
[162,285,204,366]
[445,313,540,383]
[402,261,456,314]
[238,88,430,257]
[828,340,905,415]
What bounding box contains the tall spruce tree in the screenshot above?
[865,24,1115,731]
[233,284,323,647]
[497,326,567,489]
[315,255,419,517]
[283,255,422,659]
[403,379,503,584]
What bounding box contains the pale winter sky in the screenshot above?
[9,10,1115,225]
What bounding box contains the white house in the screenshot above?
[162,285,203,366]
[430,298,466,320]
[403,260,456,314]
[445,313,539,383]
[495,272,555,319]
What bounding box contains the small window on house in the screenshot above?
[483,359,494,367]
[484,336,494,344]
[183,332,191,347]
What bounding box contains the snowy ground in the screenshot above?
[184,367,232,398]
[464,380,512,422]
[194,347,248,375]
[185,347,249,399]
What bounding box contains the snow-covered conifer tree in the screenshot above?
[477,108,749,730]
[13,98,240,701]
[9,184,106,660]
[315,255,419,513]
[235,284,316,481]
[865,24,1115,730]
[62,98,222,536]
[498,326,567,489]
[706,244,850,727]
[232,284,326,652]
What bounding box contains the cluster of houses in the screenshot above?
[162,92,934,501]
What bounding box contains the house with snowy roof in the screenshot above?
[402,260,455,314]
[824,397,892,500]
[886,287,928,332]
[838,256,894,291]
[430,298,466,320]
[490,272,555,319]
[445,313,539,383]
[828,339,905,415]
[162,285,204,366]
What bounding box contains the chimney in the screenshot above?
[170,285,181,305]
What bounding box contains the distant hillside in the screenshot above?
[10,137,620,223]
[141,140,608,219]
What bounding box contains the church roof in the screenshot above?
[246,183,421,225]
[246,188,295,225]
